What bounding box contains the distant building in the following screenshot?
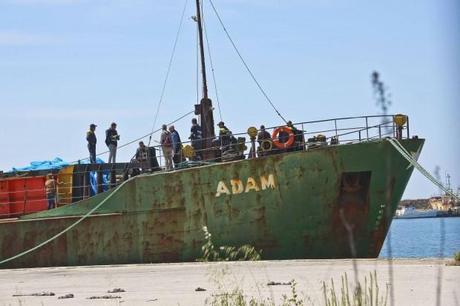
[429,196,456,211]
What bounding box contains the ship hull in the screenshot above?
[0,138,424,268]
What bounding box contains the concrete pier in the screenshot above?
[0,259,458,305]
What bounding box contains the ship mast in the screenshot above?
[196,0,208,100]
[195,0,216,160]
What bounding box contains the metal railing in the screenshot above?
[150,114,408,167]
[0,114,410,218]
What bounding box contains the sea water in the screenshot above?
[379,217,460,258]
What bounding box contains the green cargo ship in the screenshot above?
[0,1,424,268]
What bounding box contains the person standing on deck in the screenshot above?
[135,141,149,172]
[105,122,120,163]
[135,141,149,162]
[189,118,202,160]
[217,121,232,153]
[86,123,97,163]
[169,125,183,167]
[45,174,57,209]
[160,124,173,170]
[287,121,304,151]
[257,125,272,156]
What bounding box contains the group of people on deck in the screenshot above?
[256,121,304,156]
[84,119,202,169]
[39,120,304,211]
[84,118,304,169]
[158,124,184,170]
[85,122,120,164]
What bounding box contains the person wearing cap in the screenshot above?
[135,141,148,162]
[86,124,97,163]
[217,121,232,153]
[160,124,173,170]
[189,118,202,160]
[105,122,120,163]
[135,141,149,172]
[257,125,272,156]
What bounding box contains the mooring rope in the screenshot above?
[0,175,137,266]
[388,138,459,201]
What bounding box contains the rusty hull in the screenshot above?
[0,138,424,268]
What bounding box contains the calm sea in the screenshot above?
[379,217,460,258]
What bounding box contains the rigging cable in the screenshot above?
[148,0,189,146]
[207,0,287,124]
[202,1,223,122]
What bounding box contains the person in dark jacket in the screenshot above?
[287,121,304,151]
[169,125,183,167]
[135,141,148,162]
[105,122,120,163]
[189,118,202,160]
[86,123,97,163]
[257,125,272,156]
[134,141,149,172]
[217,121,232,153]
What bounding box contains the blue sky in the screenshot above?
[0,0,459,199]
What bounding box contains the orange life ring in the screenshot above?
[272,127,295,149]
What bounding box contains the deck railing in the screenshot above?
[149,114,409,168]
[0,114,411,218]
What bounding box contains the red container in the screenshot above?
[0,176,47,218]
[0,180,10,218]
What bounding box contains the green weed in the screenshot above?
[280,280,308,306]
[206,287,276,306]
[454,251,460,263]
[198,226,261,262]
[322,271,388,306]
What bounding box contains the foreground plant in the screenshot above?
[199,226,262,262]
[205,278,308,306]
[322,271,388,306]
[206,288,276,306]
[454,252,460,262]
[453,252,460,265]
[280,280,308,306]
[204,270,388,306]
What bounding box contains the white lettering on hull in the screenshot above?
[215,174,277,197]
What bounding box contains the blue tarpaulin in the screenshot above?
[87,158,109,195]
[12,157,70,172]
[11,157,109,196]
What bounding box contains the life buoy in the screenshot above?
[272,127,295,149]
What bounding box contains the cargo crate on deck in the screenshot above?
[0,176,47,218]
